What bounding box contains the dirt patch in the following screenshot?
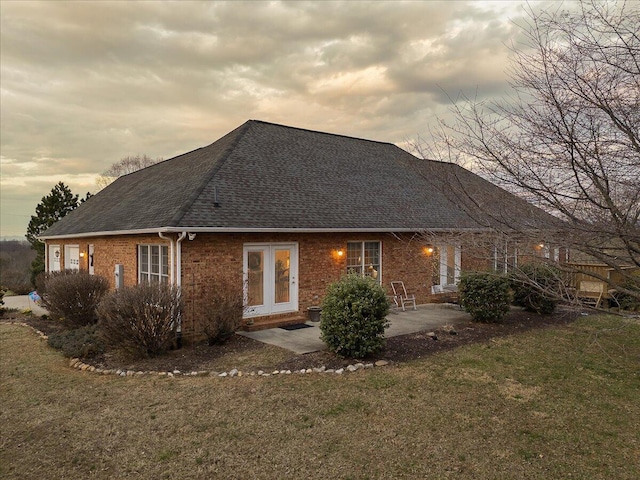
[1,308,580,373]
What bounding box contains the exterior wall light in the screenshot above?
[334,248,345,259]
[424,246,434,256]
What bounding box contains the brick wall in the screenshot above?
[46,235,172,289]
[177,232,439,333]
[45,232,470,335]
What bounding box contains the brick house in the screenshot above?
[40,120,556,338]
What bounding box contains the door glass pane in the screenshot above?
[274,249,290,304]
[247,251,264,306]
[446,245,456,285]
[432,247,441,286]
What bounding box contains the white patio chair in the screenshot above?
[390,281,417,311]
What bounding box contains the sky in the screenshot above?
[0,0,551,238]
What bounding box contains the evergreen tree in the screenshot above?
[26,182,80,284]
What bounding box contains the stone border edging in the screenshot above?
[7,321,391,378]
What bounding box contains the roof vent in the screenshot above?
[213,186,221,208]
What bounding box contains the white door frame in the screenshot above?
[64,245,80,271]
[243,242,298,317]
[438,244,461,286]
[48,244,61,272]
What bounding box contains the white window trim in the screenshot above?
[493,242,519,274]
[138,244,169,283]
[346,240,382,283]
[437,244,461,286]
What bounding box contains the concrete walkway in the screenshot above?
[2,295,48,316]
[238,304,470,354]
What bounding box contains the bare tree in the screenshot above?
[96,154,162,190]
[413,0,639,305]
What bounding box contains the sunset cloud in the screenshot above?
[1,0,549,237]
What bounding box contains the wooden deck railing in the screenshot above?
[566,262,638,298]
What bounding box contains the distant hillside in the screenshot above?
[0,240,35,293]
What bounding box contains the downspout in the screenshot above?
[158,232,175,284]
[175,231,187,347]
[159,231,182,348]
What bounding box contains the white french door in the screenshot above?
[64,245,80,271]
[244,243,298,317]
[48,244,61,272]
[438,244,461,286]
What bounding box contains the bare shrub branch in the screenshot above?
[412,0,639,304]
[97,283,182,358]
[198,275,245,346]
[40,270,110,327]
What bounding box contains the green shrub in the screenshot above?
[199,276,245,346]
[47,324,105,359]
[320,274,390,358]
[97,282,182,358]
[612,272,640,311]
[459,272,511,323]
[40,270,110,327]
[511,263,561,314]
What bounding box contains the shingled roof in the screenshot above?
[41,120,551,238]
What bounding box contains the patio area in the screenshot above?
[238,303,471,354]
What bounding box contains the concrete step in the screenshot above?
[242,315,309,332]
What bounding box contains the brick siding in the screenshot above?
[45,231,499,338]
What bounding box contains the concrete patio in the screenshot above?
[3,295,471,355]
[238,304,471,354]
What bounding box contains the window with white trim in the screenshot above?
[493,241,518,274]
[138,245,169,283]
[346,241,381,282]
[432,244,461,287]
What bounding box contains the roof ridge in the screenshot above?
[247,119,397,147]
[166,121,253,227]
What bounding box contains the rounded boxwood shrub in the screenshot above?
[320,274,390,358]
[40,270,110,327]
[459,272,511,323]
[511,263,561,314]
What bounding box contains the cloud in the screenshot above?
[1,0,544,236]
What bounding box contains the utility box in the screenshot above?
[114,264,124,289]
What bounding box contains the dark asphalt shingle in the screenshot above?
[42,120,552,237]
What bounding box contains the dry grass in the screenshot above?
[1,315,639,479]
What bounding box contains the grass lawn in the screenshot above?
[1,315,639,479]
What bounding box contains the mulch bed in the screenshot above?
[1,308,581,373]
